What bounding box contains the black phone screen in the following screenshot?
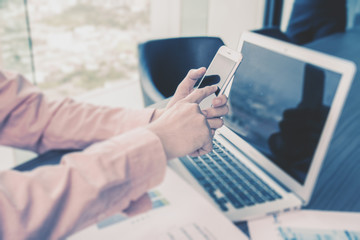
[198,53,237,94]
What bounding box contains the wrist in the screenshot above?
[146,122,172,160]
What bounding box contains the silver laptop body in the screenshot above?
[169,31,356,222]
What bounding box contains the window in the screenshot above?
[0,0,35,82]
[1,0,151,100]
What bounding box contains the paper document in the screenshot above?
[69,167,248,240]
[248,210,360,240]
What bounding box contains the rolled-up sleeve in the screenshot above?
[0,70,155,153]
[0,128,167,239]
[0,70,168,239]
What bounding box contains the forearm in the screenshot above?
[0,128,167,240]
[0,70,155,153]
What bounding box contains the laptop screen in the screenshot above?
[224,41,342,185]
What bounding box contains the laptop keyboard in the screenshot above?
[179,139,282,212]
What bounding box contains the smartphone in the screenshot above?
[197,45,242,109]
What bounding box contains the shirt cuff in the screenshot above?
[61,126,167,199]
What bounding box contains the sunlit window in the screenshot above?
[0,0,35,82]
[1,0,151,99]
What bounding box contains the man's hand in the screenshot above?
[151,68,229,132]
[204,94,229,134]
[150,68,206,122]
[147,85,219,159]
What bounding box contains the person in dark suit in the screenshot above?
[255,0,347,45]
[286,0,347,44]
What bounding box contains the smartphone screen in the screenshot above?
[198,54,237,94]
[197,48,241,109]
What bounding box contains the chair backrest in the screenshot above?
[138,37,224,105]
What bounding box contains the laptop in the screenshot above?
[168,31,356,222]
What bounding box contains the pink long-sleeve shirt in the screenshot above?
[0,70,167,239]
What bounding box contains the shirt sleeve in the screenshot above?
[0,70,155,153]
[0,127,167,240]
[0,70,168,239]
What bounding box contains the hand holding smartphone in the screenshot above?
[197,46,242,109]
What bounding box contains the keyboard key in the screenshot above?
[223,190,244,209]
[216,198,229,211]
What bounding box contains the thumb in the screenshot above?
[178,67,206,92]
[167,67,207,109]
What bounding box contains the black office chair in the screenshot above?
[138,36,225,106]
[13,149,80,171]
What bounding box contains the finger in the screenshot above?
[197,141,214,156]
[186,85,218,104]
[203,105,229,118]
[186,67,206,83]
[168,68,207,109]
[189,151,200,157]
[178,67,206,92]
[208,118,224,129]
[189,144,213,157]
[212,95,228,108]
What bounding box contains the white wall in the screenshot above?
[180,0,209,36]
[207,0,265,49]
[149,0,181,39]
[149,0,266,49]
[280,0,295,32]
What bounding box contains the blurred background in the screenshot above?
[1,0,360,167]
